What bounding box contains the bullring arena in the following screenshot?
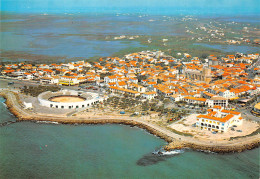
[38,90,103,109]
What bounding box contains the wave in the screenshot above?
[36,121,59,124]
[161,150,184,155]
[152,148,184,156]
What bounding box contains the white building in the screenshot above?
[142,91,157,100]
[207,96,228,108]
[196,106,243,132]
[218,89,235,99]
[104,76,118,84]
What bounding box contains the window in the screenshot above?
[76,106,79,108]
[50,104,53,107]
[82,105,84,107]
[56,105,58,108]
[61,106,64,109]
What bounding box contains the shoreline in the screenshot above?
[0,90,259,154]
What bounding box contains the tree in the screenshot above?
[201,53,209,59]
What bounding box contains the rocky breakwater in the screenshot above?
[164,140,187,150]
[164,137,260,153]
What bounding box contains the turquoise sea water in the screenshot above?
[0,97,259,179]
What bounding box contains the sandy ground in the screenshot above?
[169,114,259,141]
[50,96,85,102]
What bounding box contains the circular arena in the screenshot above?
[38,90,102,109]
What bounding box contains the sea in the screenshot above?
[0,97,259,179]
[1,13,259,62]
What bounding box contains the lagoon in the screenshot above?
[193,43,260,54]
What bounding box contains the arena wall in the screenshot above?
[38,90,104,109]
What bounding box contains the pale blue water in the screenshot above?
[194,43,260,54]
[1,13,259,62]
[0,14,179,58]
[0,97,259,178]
[1,14,159,59]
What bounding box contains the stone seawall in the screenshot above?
[164,139,260,154]
[1,90,259,154]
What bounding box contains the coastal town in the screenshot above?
[1,50,260,152]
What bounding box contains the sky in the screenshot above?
[1,0,260,15]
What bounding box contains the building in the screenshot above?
[142,91,157,100]
[109,86,140,97]
[183,96,207,105]
[207,96,228,108]
[59,76,79,86]
[218,89,235,99]
[38,90,103,109]
[196,106,243,132]
[184,67,212,83]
